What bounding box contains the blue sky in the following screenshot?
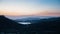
[0,0,59,10]
[0,0,60,16]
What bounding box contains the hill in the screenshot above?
[0,15,60,34]
[0,15,23,32]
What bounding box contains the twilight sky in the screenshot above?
[0,0,60,16]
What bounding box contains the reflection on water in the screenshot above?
[18,22,31,25]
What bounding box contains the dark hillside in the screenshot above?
[0,15,60,34]
[27,17,60,34]
[0,15,23,32]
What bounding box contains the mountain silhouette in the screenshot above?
[0,15,23,32]
[0,15,60,34]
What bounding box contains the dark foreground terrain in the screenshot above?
[0,15,60,34]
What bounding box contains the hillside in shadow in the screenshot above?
[0,15,24,32]
[27,17,60,34]
[0,15,60,34]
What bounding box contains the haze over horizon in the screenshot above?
[0,0,60,16]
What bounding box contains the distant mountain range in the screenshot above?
[14,16,60,24]
[15,17,41,22]
[5,15,60,20]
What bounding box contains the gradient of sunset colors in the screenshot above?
[0,0,60,16]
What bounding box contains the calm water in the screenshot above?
[18,22,31,25]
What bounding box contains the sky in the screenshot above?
[0,0,60,16]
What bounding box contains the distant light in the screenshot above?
[18,22,31,25]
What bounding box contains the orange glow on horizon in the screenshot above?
[0,10,60,16]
